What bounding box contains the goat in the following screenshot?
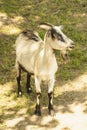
[15,23,75,116]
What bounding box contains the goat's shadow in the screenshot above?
[54,89,87,113]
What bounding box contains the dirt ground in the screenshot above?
[1,73,87,130]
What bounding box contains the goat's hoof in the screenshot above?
[27,88,32,94]
[18,91,22,97]
[49,109,55,116]
[34,110,41,116]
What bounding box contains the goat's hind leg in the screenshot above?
[34,76,41,116]
[26,73,32,94]
[16,66,22,96]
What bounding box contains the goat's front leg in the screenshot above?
[26,73,32,94]
[16,67,22,96]
[48,78,55,116]
[34,76,41,116]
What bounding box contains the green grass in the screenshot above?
[0,0,87,129]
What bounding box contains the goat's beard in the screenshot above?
[60,50,70,64]
[60,45,74,62]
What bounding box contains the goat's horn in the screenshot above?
[39,22,53,30]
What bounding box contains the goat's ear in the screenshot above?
[59,25,64,30]
[39,23,53,30]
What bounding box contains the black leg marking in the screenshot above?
[26,73,32,94]
[17,67,22,96]
[35,104,41,116]
[48,92,55,116]
[35,93,41,116]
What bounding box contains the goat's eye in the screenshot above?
[57,34,65,42]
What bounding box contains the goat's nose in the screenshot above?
[68,42,75,50]
[71,42,75,47]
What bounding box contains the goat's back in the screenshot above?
[15,32,43,73]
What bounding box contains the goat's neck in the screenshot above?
[44,40,54,56]
[43,34,54,55]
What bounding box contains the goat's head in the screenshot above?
[39,23,75,60]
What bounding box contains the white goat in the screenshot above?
[15,23,74,116]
